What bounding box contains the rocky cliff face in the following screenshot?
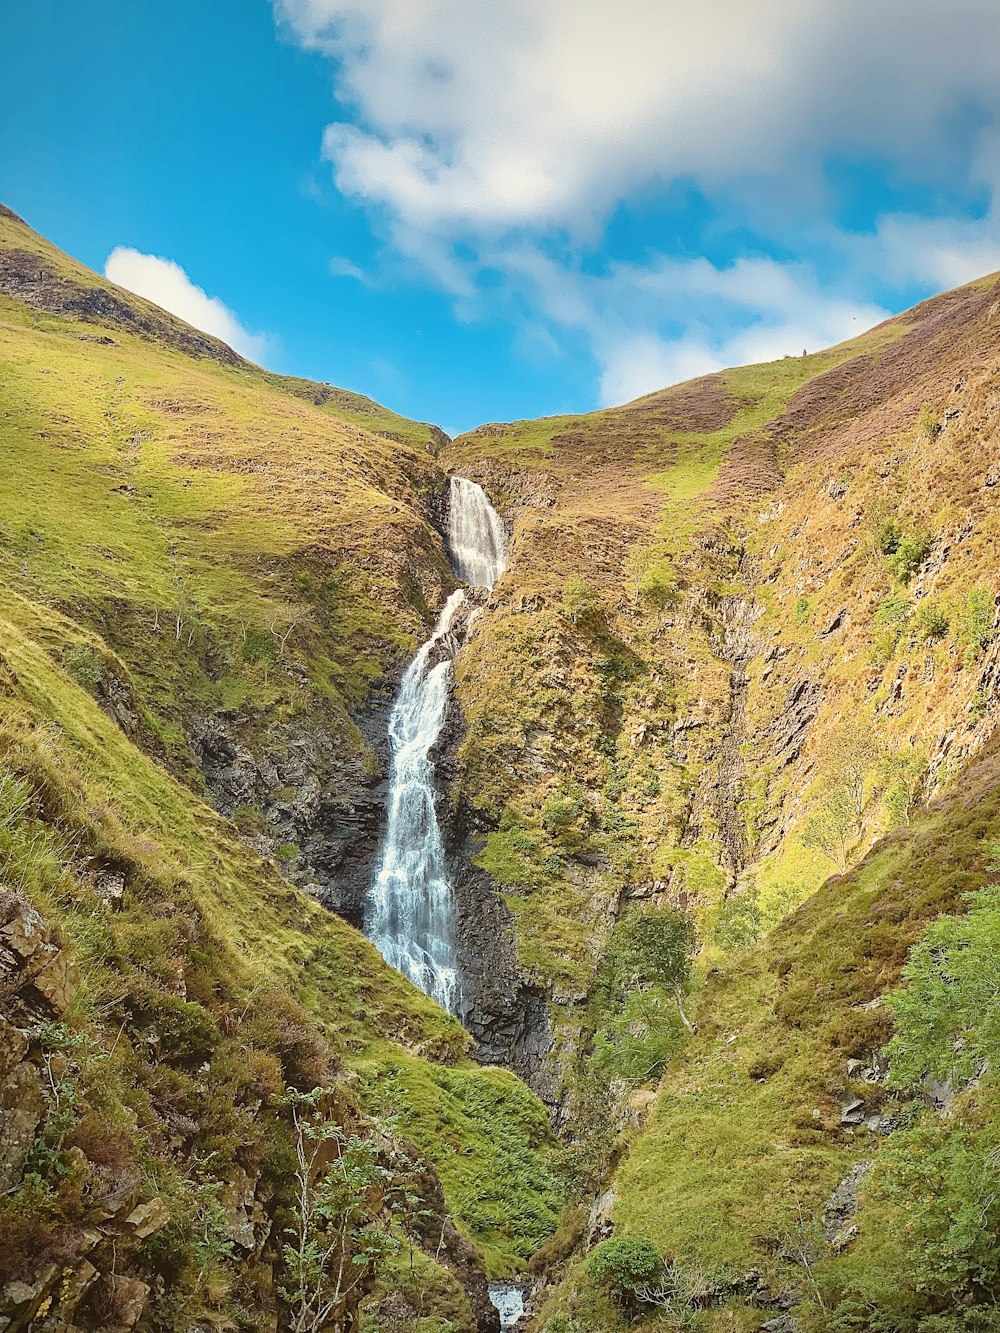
[0,889,166,1332]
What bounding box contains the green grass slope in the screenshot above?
[0,208,559,1330]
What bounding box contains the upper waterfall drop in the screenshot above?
[447,476,506,590]
[364,476,507,1014]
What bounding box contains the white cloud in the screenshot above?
[599,335,723,407]
[329,255,369,282]
[491,247,892,405]
[862,214,1000,292]
[275,0,1000,405]
[277,0,1000,238]
[104,247,269,362]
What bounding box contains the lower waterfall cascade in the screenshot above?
[364,476,507,1011]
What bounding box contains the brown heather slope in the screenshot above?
[441,273,1000,1325]
[442,270,1000,1043]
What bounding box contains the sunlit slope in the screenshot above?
[443,273,1000,1327]
[0,206,559,1327]
[440,270,1000,1020]
[0,204,459,790]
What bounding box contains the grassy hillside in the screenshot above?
[0,208,559,1331]
[442,272,1000,1328]
[6,199,1000,1330]
[0,206,452,770]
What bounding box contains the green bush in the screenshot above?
[918,403,941,441]
[886,868,1000,1087]
[876,519,901,556]
[242,629,276,663]
[794,596,811,626]
[959,587,994,662]
[915,601,949,642]
[608,906,695,994]
[589,1236,664,1301]
[871,595,912,662]
[887,534,930,584]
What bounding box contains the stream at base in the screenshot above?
[488,1283,526,1328]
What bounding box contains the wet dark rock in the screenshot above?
[190,702,396,928]
[823,1159,871,1247]
[435,686,558,1108]
[839,1095,866,1125]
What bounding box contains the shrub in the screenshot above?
[918,402,941,440]
[887,534,930,584]
[886,870,1000,1087]
[876,519,901,556]
[871,595,913,662]
[61,644,102,693]
[914,601,949,642]
[970,689,989,722]
[242,629,276,663]
[589,1236,664,1302]
[794,596,811,625]
[959,587,994,662]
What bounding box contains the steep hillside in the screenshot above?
[0,209,561,1332]
[441,275,1000,1327]
[6,199,1000,1333]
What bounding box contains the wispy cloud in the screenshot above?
[104,247,269,362]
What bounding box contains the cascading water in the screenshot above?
[365,477,506,1012]
[448,475,506,589]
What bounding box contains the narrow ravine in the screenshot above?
[364,476,506,1013]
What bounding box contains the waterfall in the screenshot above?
[365,477,506,1012]
[447,475,506,588]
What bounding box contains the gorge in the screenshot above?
[2,201,1000,1333]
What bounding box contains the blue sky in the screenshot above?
[3,1,1000,437]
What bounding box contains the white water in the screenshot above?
[365,477,505,1012]
[488,1284,526,1328]
[448,475,506,588]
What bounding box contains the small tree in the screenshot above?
[561,577,602,626]
[801,791,858,872]
[800,721,882,870]
[609,906,696,1031]
[880,747,926,828]
[279,1088,399,1332]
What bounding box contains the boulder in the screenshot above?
[123,1197,169,1239]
